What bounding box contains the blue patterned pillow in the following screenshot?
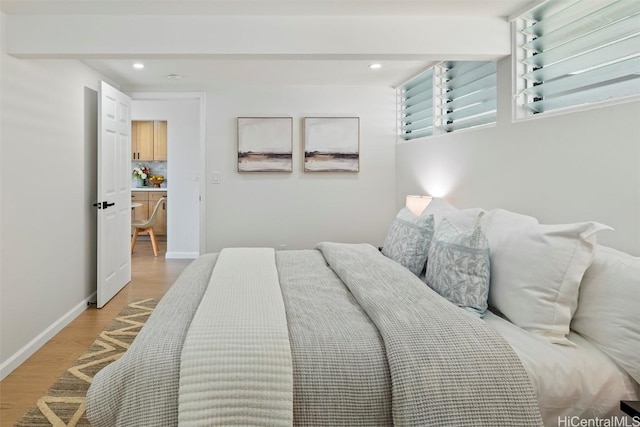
[425,215,490,316]
[382,208,434,276]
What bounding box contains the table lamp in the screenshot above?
[406,195,433,216]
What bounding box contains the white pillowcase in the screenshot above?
[482,209,611,344]
[433,207,485,230]
[420,197,458,226]
[571,245,640,383]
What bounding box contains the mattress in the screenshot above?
[484,311,640,425]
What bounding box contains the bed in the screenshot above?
[86,203,640,427]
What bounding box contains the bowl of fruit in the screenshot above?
[148,175,165,188]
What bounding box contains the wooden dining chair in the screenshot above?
[131,197,165,257]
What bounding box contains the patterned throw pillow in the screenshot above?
[425,215,490,316]
[382,208,434,276]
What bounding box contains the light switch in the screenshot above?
[211,172,220,184]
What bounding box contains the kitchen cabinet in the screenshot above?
[131,121,154,160]
[131,191,149,224]
[131,120,167,161]
[149,191,167,236]
[131,191,167,236]
[153,121,168,161]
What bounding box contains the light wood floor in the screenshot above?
[0,239,192,426]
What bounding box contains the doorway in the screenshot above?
[129,92,206,259]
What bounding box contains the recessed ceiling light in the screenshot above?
[167,74,182,80]
[369,63,382,70]
[133,63,144,70]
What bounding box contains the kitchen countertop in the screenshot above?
[131,187,167,192]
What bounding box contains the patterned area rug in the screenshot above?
[15,299,158,427]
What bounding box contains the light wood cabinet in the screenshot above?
[131,192,149,224]
[131,121,154,160]
[131,120,167,161]
[131,191,168,236]
[153,121,168,161]
[149,192,168,236]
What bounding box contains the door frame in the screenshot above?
[128,91,207,257]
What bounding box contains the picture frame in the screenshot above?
[303,117,360,172]
[237,117,293,172]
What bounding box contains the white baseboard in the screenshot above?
[165,252,199,259]
[0,292,96,381]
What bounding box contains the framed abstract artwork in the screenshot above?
[237,117,293,172]
[303,117,360,172]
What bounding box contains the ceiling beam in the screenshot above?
[5,15,510,60]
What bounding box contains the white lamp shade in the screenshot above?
[406,195,432,216]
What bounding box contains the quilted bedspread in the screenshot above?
[315,242,542,426]
[86,244,543,426]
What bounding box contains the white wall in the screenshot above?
[0,62,397,378]
[131,99,201,258]
[0,43,106,376]
[396,57,640,256]
[205,85,397,252]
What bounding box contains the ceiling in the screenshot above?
[1,0,540,16]
[81,57,446,91]
[1,0,541,90]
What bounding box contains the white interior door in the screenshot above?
[97,81,132,308]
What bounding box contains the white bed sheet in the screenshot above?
[484,311,639,426]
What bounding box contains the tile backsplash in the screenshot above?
[131,160,167,188]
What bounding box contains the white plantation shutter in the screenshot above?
[400,69,434,140]
[518,0,640,114]
[438,61,497,132]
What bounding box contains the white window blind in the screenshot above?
[438,61,497,132]
[518,0,640,114]
[400,69,434,140]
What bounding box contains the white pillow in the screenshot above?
[482,209,612,344]
[420,197,457,226]
[571,245,640,383]
[434,207,485,230]
[420,198,485,230]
